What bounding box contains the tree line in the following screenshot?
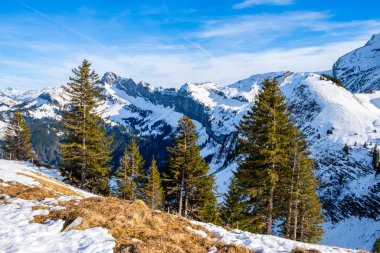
[1,59,324,243]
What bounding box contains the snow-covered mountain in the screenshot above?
[1,35,380,250]
[334,33,380,92]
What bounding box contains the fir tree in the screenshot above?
[281,127,323,242]
[343,144,350,155]
[3,110,33,161]
[145,158,163,209]
[233,78,323,240]
[117,138,145,200]
[372,237,380,253]
[222,174,248,230]
[165,115,218,222]
[373,144,380,174]
[235,78,292,234]
[59,59,111,194]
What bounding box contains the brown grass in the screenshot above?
[34,197,252,253]
[18,172,84,197]
[31,205,49,211]
[291,248,321,253]
[0,179,58,200]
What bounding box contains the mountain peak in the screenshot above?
[365,33,380,46]
[3,87,22,97]
[333,33,380,93]
[101,72,119,86]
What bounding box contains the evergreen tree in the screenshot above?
[145,158,163,209]
[59,59,111,194]
[117,138,144,200]
[235,78,292,234]
[372,237,380,253]
[222,174,248,230]
[233,78,323,240]
[3,110,33,161]
[281,128,323,242]
[165,115,218,222]
[373,145,380,174]
[343,144,350,155]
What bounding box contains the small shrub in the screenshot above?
[291,247,321,253]
[321,74,345,88]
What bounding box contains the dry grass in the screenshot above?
[31,205,49,211]
[18,172,84,197]
[34,197,252,253]
[0,179,58,200]
[291,248,321,253]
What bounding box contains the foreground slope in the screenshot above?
[0,160,364,253]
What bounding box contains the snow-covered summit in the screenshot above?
[333,33,380,92]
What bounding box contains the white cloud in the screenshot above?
[0,36,372,90]
[82,39,367,88]
[233,0,294,9]
[196,12,380,39]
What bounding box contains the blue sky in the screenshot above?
[0,0,380,89]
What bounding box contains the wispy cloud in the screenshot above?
[196,11,380,39]
[233,0,294,9]
[0,37,369,89]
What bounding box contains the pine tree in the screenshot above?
[232,78,323,240]
[145,158,163,209]
[343,144,350,155]
[235,78,292,234]
[373,145,380,174]
[59,59,111,194]
[222,174,248,230]
[372,237,380,253]
[3,110,33,161]
[281,127,323,242]
[165,115,218,222]
[117,138,145,200]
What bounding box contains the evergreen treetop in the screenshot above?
[3,110,33,161]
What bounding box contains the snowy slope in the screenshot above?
[0,159,363,253]
[0,160,115,253]
[193,221,364,253]
[333,33,380,92]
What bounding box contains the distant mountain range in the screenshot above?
[1,34,380,250]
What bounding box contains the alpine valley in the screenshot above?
[1,34,380,251]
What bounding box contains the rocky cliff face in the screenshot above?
[333,33,380,93]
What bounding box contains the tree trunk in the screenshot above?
[81,105,86,188]
[292,165,300,240]
[299,211,306,242]
[286,149,297,238]
[184,186,188,218]
[178,169,184,216]
[266,185,274,235]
